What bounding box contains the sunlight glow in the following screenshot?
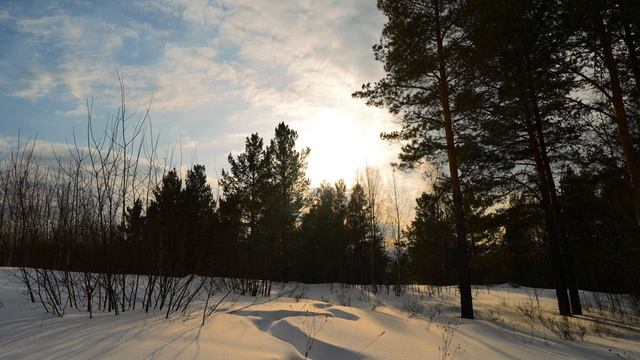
[298,108,387,187]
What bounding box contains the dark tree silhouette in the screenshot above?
[267,122,310,280]
[354,0,474,318]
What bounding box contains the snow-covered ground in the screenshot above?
[1,270,639,359]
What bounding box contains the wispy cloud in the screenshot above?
[16,14,83,43]
[0,9,10,23]
[11,70,54,100]
[0,134,80,160]
[139,45,239,110]
[179,0,224,28]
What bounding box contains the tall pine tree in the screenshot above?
[354,0,474,318]
[267,122,310,280]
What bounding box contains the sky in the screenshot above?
[0,0,425,208]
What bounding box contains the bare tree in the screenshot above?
[387,167,409,296]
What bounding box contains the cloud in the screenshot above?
[5,11,128,104]
[0,9,10,23]
[179,0,223,28]
[16,14,83,44]
[0,135,79,160]
[208,0,387,118]
[138,0,223,28]
[11,71,54,100]
[141,45,239,110]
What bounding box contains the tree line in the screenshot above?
[0,98,390,298]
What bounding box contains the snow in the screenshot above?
[1,270,639,359]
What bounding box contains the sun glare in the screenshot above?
[298,108,383,187]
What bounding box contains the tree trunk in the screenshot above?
[532,108,582,315]
[596,13,640,227]
[434,0,473,319]
[520,93,572,316]
[526,69,582,315]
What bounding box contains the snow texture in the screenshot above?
[1,270,639,359]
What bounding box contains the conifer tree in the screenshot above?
[124,198,145,273]
[346,183,368,284]
[406,183,455,285]
[354,0,474,318]
[183,165,217,273]
[220,134,272,279]
[300,182,338,282]
[124,199,144,246]
[332,180,349,281]
[267,122,310,280]
[148,169,183,274]
[464,0,581,315]
[563,0,640,227]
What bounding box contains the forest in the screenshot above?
[1,0,639,326]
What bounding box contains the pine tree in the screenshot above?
[124,198,145,273]
[559,165,640,294]
[332,180,349,282]
[148,169,183,274]
[300,182,337,282]
[182,165,217,274]
[563,0,640,227]
[124,198,144,246]
[346,183,369,284]
[267,122,310,280]
[220,134,272,279]
[406,184,455,285]
[354,0,474,318]
[462,0,586,315]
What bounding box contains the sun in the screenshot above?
[297,108,384,187]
